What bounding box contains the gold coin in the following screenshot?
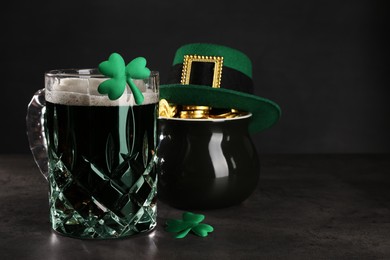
[159,99,177,118]
[182,105,210,111]
[180,110,209,119]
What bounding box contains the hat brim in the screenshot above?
[160,84,281,133]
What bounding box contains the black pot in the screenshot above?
[157,114,260,209]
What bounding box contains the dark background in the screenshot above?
[2,0,389,154]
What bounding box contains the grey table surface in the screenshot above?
[0,154,389,259]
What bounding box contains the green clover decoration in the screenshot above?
[165,212,214,238]
[98,52,151,104]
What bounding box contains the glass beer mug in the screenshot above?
[26,69,159,239]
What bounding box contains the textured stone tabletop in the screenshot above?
[0,154,389,259]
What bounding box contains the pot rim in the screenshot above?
[158,113,252,122]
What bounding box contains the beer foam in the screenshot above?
[46,78,159,106]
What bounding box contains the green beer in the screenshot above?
[44,70,158,239]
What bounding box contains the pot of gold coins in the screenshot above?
[157,43,281,209]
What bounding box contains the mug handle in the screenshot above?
[26,88,48,180]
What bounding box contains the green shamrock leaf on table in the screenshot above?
[98,52,151,104]
[166,212,214,238]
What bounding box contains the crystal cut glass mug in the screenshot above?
[26,69,159,239]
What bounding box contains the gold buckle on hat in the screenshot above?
[181,55,223,88]
[179,55,225,119]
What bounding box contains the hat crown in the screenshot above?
[172,43,253,79]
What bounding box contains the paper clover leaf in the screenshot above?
[166,212,214,239]
[98,53,150,104]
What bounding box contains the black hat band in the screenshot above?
[165,63,254,94]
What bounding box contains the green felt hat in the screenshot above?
[160,43,281,133]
